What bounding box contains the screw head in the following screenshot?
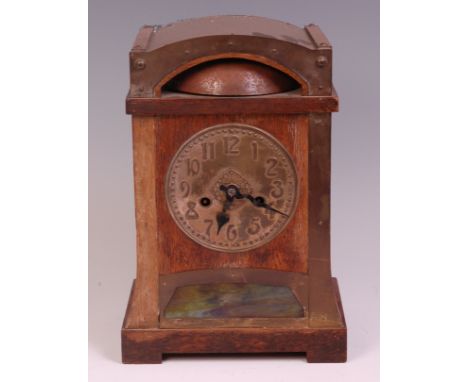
[316,55,328,68]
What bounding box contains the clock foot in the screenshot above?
[122,349,162,364]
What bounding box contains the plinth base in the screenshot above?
[121,278,346,363]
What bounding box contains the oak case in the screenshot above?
[121,15,346,363]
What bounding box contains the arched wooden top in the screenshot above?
[129,16,333,98]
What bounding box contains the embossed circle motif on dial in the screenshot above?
[165,123,298,252]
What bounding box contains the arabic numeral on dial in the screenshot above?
[270,179,284,198]
[185,201,199,219]
[226,224,238,241]
[223,136,240,155]
[204,219,213,236]
[265,157,279,177]
[202,142,215,160]
[179,181,190,197]
[247,217,262,235]
[251,141,258,160]
[186,158,200,176]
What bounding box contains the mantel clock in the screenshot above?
[121,15,347,363]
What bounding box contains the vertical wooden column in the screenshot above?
[308,113,343,327]
[125,116,159,328]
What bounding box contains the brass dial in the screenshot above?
[165,123,298,252]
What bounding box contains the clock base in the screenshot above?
[121,278,346,363]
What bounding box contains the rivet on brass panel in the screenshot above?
[316,55,328,68]
[134,58,146,70]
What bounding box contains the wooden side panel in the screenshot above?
[308,113,343,326]
[154,114,309,274]
[125,117,159,328]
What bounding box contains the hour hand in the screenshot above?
[217,185,234,234]
[216,212,230,234]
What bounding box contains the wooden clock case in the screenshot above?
[121,16,346,363]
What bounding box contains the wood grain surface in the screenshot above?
[126,94,339,115]
[124,117,159,328]
[154,114,309,274]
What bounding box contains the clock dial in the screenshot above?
[165,123,298,252]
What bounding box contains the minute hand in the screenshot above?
[243,194,289,217]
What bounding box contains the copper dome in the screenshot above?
[165,59,300,96]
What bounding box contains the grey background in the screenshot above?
[89,0,379,380]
